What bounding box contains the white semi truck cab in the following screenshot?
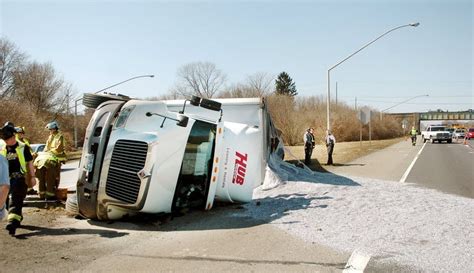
[77,94,280,220]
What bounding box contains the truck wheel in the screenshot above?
[423,137,427,143]
[82,93,130,109]
[447,139,452,143]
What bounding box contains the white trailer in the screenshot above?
[76,94,281,220]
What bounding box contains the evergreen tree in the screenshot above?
[275,71,297,97]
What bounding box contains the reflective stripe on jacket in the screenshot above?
[0,140,27,174]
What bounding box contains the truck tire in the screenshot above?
[82,93,130,109]
[447,139,452,143]
[423,136,427,143]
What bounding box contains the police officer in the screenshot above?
[304,128,315,165]
[325,130,336,165]
[0,122,36,235]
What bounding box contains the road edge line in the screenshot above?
[400,141,427,183]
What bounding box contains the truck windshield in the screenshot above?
[432,127,445,131]
[174,120,216,209]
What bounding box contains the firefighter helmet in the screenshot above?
[15,126,25,134]
[1,122,16,140]
[46,121,59,130]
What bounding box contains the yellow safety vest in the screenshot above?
[16,135,30,146]
[0,140,27,174]
[45,132,66,162]
[410,129,417,136]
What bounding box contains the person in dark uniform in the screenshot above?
[304,128,315,165]
[0,122,36,235]
[325,130,336,165]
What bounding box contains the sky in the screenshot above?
[0,0,472,113]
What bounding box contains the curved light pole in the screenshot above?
[379,94,429,120]
[326,22,420,131]
[74,74,155,148]
[93,74,155,94]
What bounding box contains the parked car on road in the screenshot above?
[30,143,46,154]
[467,128,474,139]
[421,125,452,143]
[446,128,454,138]
[452,129,465,139]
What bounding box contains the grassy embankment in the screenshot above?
[285,137,405,171]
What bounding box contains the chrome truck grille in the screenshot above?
[105,139,148,204]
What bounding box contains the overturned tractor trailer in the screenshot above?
[76,93,282,220]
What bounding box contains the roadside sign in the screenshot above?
[402,119,408,129]
[358,107,371,125]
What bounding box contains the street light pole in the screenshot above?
[326,22,420,132]
[93,74,155,94]
[379,94,429,120]
[73,74,155,148]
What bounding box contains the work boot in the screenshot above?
[5,220,20,236]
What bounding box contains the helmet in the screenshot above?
[15,126,25,134]
[46,121,59,130]
[1,121,16,140]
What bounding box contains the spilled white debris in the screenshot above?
[241,155,474,272]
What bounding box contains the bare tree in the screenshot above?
[218,72,274,98]
[246,72,274,96]
[13,61,72,114]
[218,83,253,98]
[174,62,226,98]
[0,37,27,98]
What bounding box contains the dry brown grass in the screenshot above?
[285,137,404,171]
[265,94,405,146]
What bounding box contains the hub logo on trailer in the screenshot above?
[232,151,248,185]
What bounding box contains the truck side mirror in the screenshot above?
[176,115,189,127]
[200,98,222,112]
[190,96,201,106]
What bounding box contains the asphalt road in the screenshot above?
[324,138,424,181]
[326,138,474,199]
[405,139,474,198]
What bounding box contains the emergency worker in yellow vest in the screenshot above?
[410,126,417,146]
[15,126,36,195]
[0,122,36,236]
[36,121,66,199]
[15,126,30,147]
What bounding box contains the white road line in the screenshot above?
[343,250,371,273]
[400,141,427,183]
